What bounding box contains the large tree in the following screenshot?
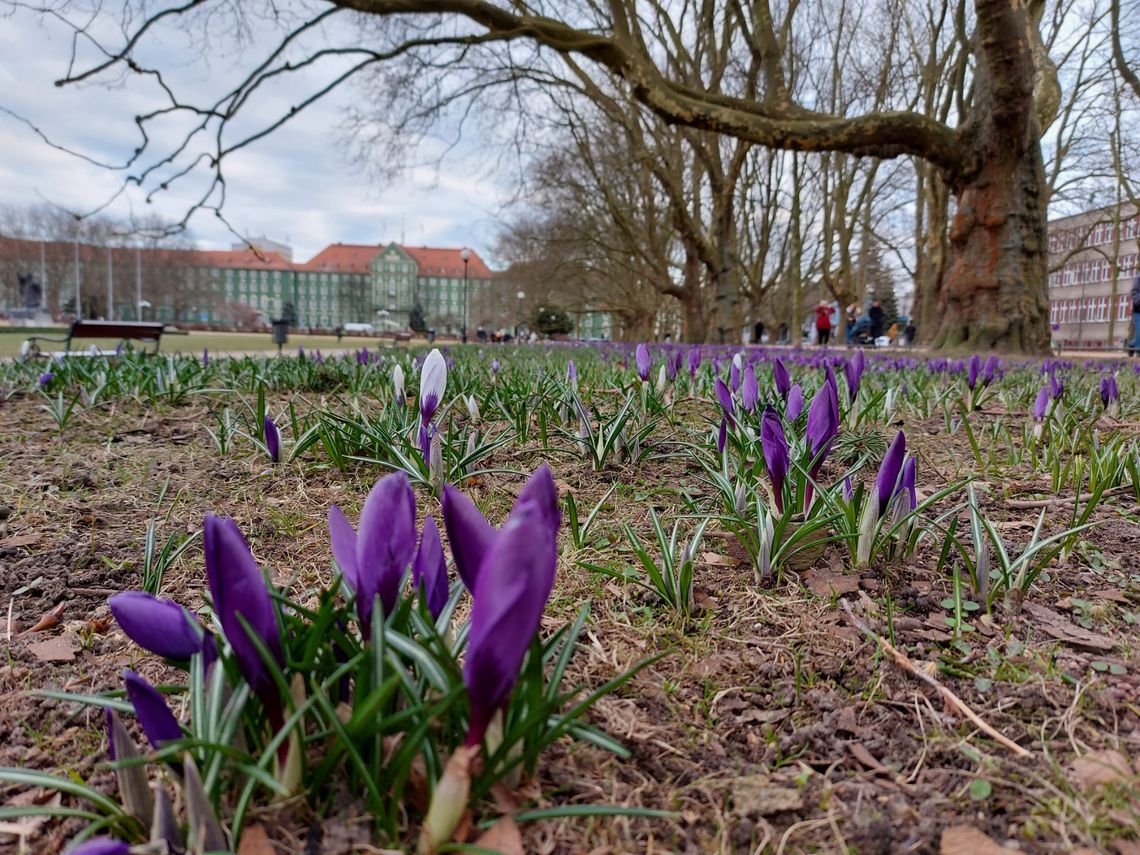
[12,0,1078,351]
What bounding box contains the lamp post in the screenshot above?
[516,290,525,339]
[460,247,470,343]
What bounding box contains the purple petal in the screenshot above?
[1033,386,1050,420]
[635,344,651,381]
[741,364,759,413]
[123,669,182,751]
[441,484,497,591]
[688,348,701,376]
[773,359,790,399]
[355,471,417,624]
[786,383,804,421]
[328,505,360,591]
[203,515,283,693]
[875,431,907,517]
[108,591,205,661]
[263,415,280,463]
[760,407,789,514]
[464,483,558,745]
[414,516,449,620]
[714,377,735,419]
[66,838,130,855]
[901,456,917,511]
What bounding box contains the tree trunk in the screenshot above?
[932,134,1050,354]
[678,252,707,342]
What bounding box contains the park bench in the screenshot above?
[21,320,166,360]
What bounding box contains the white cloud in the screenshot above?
[0,7,510,264]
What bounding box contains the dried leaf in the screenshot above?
[472,816,524,855]
[939,826,1008,855]
[699,551,737,567]
[1023,602,1116,652]
[237,824,276,855]
[804,567,859,597]
[27,636,77,663]
[731,775,804,817]
[1070,750,1134,791]
[0,534,40,548]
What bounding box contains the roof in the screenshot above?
[198,248,294,270]
[300,243,380,274]
[401,245,493,279]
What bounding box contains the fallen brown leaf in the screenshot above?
[26,635,77,663]
[731,774,804,817]
[803,567,859,597]
[939,825,1009,855]
[1070,749,1134,791]
[699,551,737,567]
[472,816,524,855]
[237,824,276,855]
[0,533,39,548]
[1023,602,1116,652]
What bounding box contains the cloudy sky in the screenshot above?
[0,5,512,263]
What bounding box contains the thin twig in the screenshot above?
[841,600,1031,757]
[1005,484,1134,508]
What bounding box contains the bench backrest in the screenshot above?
[70,321,165,341]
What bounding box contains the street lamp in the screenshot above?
[516,290,525,339]
[460,247,471,344]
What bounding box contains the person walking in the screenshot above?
[1130,272,1140,356]
[815,301,833,347]
[869,300,885,341]
[845,303,857,345]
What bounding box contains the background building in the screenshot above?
[1047,205,1139,350]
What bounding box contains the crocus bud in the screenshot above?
[786,384,804,421]
[655,364,667,394]
[264,415,280,463]
[109,591,209,661]
[393,364,405,405]
[635,344,651,382]
[107,710,154,827]
[856,490,878,566]
[122,670,182,752]
[429,430,444,483]
[465,394,479,421]
[773,358,790,399]
[414,516,449,620]
[756,506,775,583]
[733,482,748,516]
[420,348,447,424]
[741,364,759,413]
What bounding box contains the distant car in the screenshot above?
[342,322,375,334]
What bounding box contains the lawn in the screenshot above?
[0,344,1137,854]
[0,328,390,359]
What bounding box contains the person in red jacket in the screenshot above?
[815,301,833,346]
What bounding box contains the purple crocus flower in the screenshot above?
[202,347,209,367]
[38,372,54,387]
[672,349,683,379]
[635,344,651,382]
[688,348,701,377]
[773,359,791,400]
[491,358,500,377]
[1033,386,1050,420]
[967,354,981,390]
[441,485,497,592]
[263,415,280,463]
[844,350,864,400]
[786,383,804,421]
[328,471,417,628]
[463,468,559,745]
[717,417,728,454]
[741,364,759,413]
[981,355,999,385]
[760,407,789,513]
[730,354,742,393]
[806,379,839,465]
[66,838,130,855]
[413,516,448,620]
[842,477,854,504]
[420,348,447,423]
[875,431,907,517]
[714,377,735,423]
[108,591,208,661]
[666,352,678,382]
[203,515,283,695]
[1049,370,1064,400]
[1100,374,1118,407]
[122,670,182,751]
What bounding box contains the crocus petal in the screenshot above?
[414,516,449,620]
[393,364,405,404]
[786,383,804,421]
[773,358,790,399]
[844,350,864,400]
[464,476,558,745]
[714,377,735,419]
[730,354,742,392]
[328,505,360,592]
[717,417,728,454]
[203,515,283,693]
[419,348,447,423]
[635,344,651,381]
[511,464,562,536]
[967,354,981,390]
[108,592,205,661]
[741,364,759,413]
[441,484,497,591]
[760,407,789,514]
[901,456,917,511]
[1033,386,1050,420]
[263,416,280,463]
[66,837,130,855]
[688,348,701,377]
[355,471,417,624]
[806,379,839,466]
[122,669,182,751]
[875,431,907,517]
